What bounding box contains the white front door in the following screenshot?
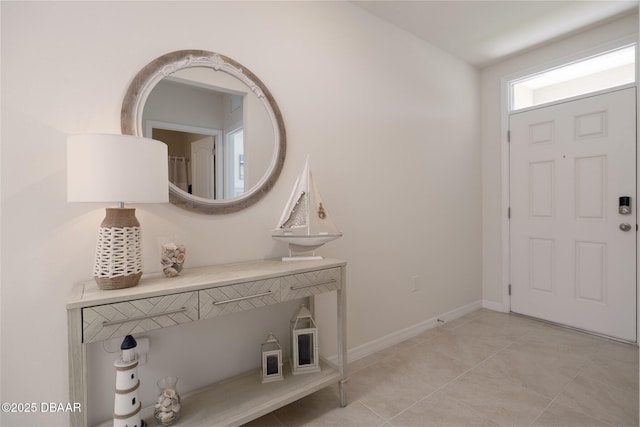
[509,87,636,341]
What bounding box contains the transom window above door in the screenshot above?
[510,44,636,111]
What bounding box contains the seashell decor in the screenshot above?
[161,243,185,278]
[154,376,181,425]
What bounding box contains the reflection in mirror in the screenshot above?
[143,68,274,200]
[121,50,286,214]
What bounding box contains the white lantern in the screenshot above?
[290,305,320,375]
[261,333,284,383]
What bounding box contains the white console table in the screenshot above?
[67,258,347,426]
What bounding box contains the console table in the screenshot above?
[67,258,347,426]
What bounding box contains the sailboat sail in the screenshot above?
[281,192,308,229]
[308,171,340,235]
[273,158,342,259]
[276,165,308,230]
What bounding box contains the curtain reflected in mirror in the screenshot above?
[168,155,189,193]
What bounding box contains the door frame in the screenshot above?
[497,37,639,342]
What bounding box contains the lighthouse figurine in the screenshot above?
[113,335,145,427]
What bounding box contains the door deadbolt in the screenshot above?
[619,223,632,232]
[619,196,632,215]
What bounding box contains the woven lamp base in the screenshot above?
[95,272,143,290]
[93,208,144,290]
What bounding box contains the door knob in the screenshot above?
[619,223,632,232]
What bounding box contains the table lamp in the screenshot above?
[67,133,169,290]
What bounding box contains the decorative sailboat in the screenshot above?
[272,158,342,261]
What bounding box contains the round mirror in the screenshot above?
[122,50,286,214]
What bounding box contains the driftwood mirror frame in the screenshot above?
[121,50,286,214]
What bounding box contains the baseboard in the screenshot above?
[482,299,507,313]
[327,300,485,365]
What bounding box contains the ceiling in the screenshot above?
[353,1,639,68]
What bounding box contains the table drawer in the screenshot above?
[199,278,280,319]
[281,267,342,301]
[82,292,198,343]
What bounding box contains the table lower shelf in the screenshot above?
[98,359,343,427]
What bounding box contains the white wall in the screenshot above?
[481,13,638,309]
[144,80,226,131]
[1,2,480,425]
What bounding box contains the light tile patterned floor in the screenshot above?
[245,309,639,426]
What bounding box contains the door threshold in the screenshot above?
[509,311,637,345]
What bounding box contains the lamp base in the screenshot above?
[93,208,144,290]
[95,272,143,290]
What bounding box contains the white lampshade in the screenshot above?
[67,133,168,203]
[67,133,169,290]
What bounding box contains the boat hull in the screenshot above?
[272,233,342,253]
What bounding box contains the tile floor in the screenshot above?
[246,309,639,426]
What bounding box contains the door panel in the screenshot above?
[510,87,636,341]
[191,136,215,199]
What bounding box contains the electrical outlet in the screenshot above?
[411,275,420,292]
